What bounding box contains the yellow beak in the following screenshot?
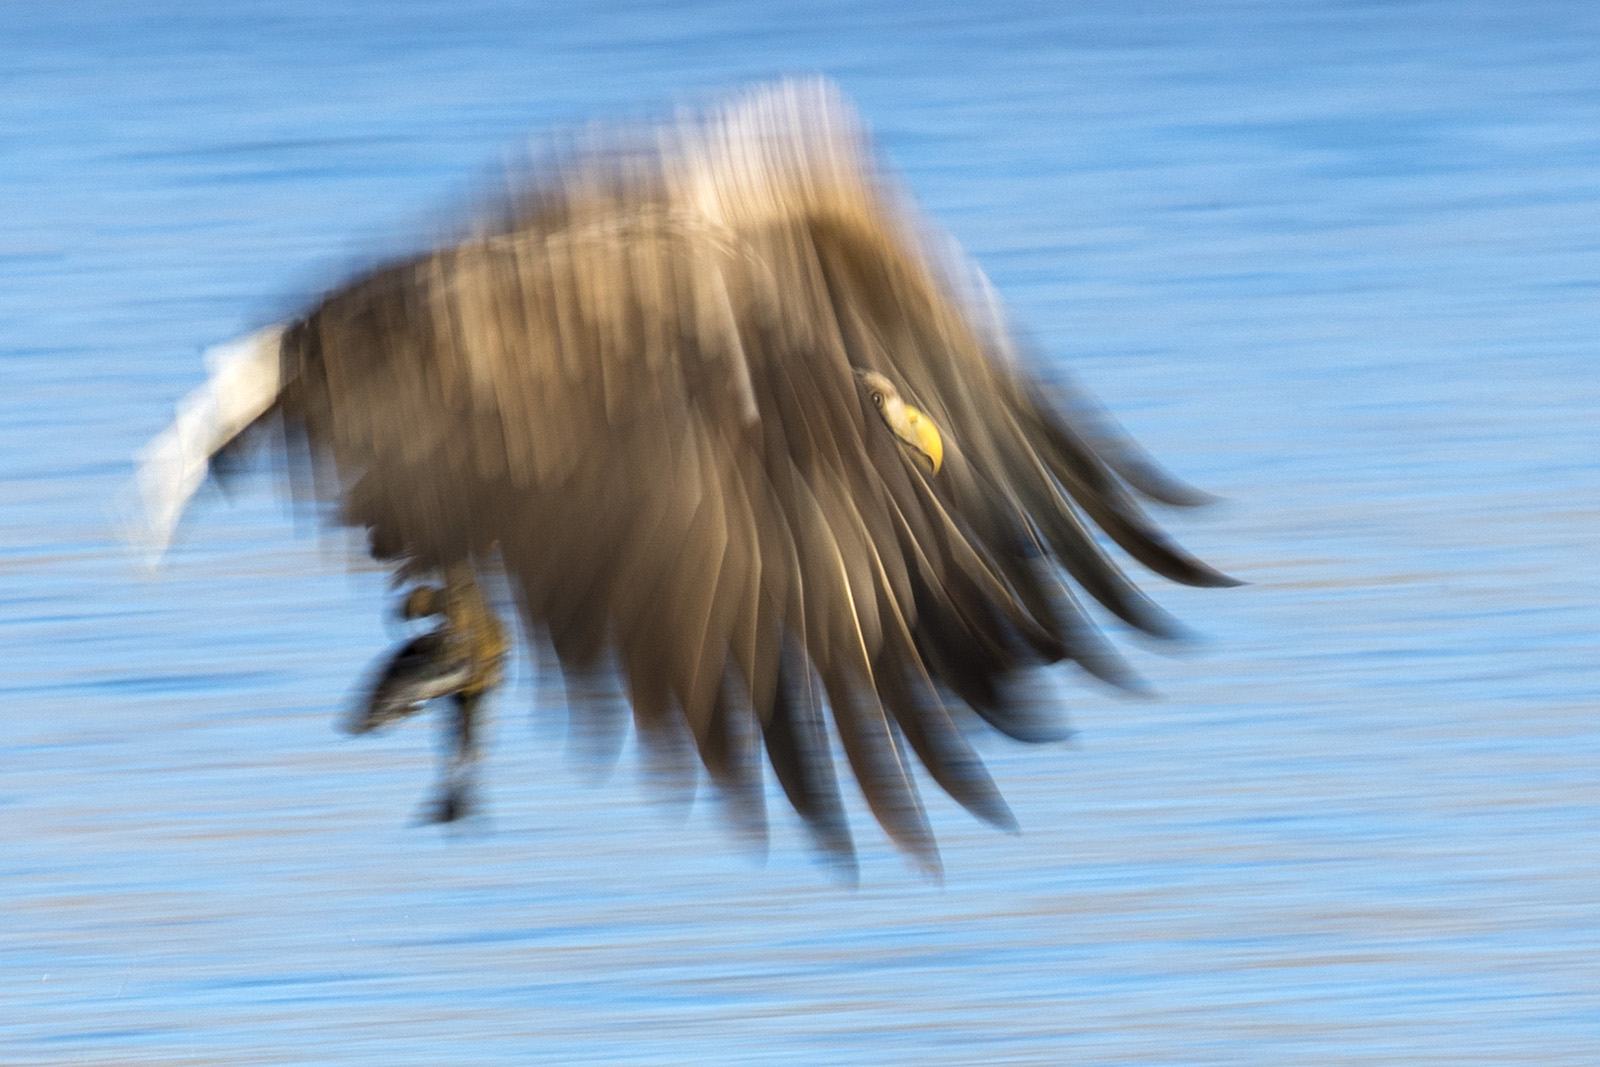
[904,406,944,475]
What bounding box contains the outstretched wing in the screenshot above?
[266,81,1233,875]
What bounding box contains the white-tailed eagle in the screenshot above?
[135,82,1235,877]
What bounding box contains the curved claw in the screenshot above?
[349,566,507,827]
[348,632,473,734]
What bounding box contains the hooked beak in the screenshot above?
[903,406,944,475]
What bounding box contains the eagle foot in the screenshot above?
[349,565,507,821]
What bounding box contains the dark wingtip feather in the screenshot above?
[818,847,861,886]
[763,668,858,871]
[966,692,1075,745]
[1189,565,1246,589]
[1115,520,1244,591]
[875,660,1020,834]
[978,792,1020,835]
[1035,379,1222,509]
[1111,458,1223,509]
[1093,662,1155,698]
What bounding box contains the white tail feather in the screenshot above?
[130,325,286,565]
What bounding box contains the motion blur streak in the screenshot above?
[5,2,1599,1064]
[137,81,1233,876]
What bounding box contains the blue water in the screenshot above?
[4,2,1599,1064]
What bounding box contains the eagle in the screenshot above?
[134,82,1235,877]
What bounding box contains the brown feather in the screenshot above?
[245,81,1236,869]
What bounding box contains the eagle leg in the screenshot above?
[346,629,469,735]
[421,562,508,824]
[428,688,484,823]
[347,563,507,822]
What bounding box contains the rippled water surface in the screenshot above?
[4,2,1599,1064]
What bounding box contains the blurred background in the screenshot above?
[3,1,1598,1063]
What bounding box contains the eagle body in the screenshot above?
[137,82,1233,876]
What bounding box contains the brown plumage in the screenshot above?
[141,81,1235,877]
